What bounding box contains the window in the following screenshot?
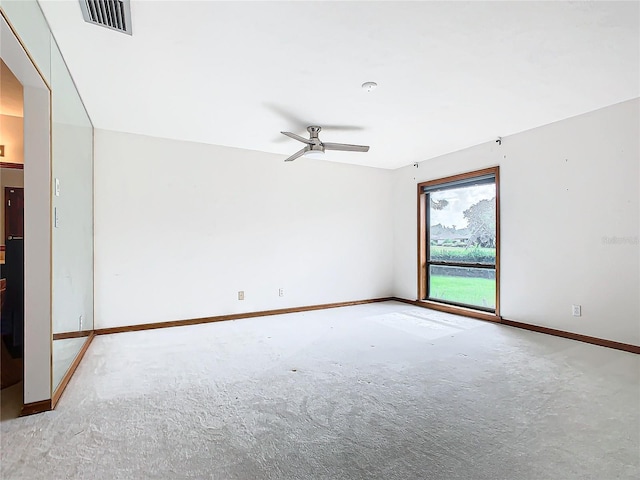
[418,167,499,316]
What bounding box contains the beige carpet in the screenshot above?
[1,301,638,479]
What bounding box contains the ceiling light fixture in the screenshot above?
[303,149,325,160]
[361,81,378,92]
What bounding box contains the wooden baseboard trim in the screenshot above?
[52,333,95,408]
[94,297,395,336]
[391,297,501,323]
[20,398,52,416]
[391,297,638,354]
[500,318,640,354]
[53,330,92,341]
[0,162,24,170]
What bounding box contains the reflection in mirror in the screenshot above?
[1,56,25,392]
[52,337,88,390]
[50,39,94,394]
[1,167,25,391]
[0,0,52,82]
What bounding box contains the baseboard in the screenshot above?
[52,333,95,408]
[20,398,52,416]
[53,330,92,341]
[391,297,639,354]
[94,297,395,336]
[0,162,23,169]
[500,318,640,354]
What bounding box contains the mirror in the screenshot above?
[1,57,25,391]
[1,0,95,406]
[50,40,94,393]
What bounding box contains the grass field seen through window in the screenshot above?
[429,274,496,309]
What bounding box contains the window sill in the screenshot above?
[416,299,501,323]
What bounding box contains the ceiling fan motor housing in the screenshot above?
[306,126,324,152]
[307,144,324,153]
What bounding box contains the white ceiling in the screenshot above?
[38,0,639,169]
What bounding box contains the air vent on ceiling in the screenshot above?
[79,0,132,35]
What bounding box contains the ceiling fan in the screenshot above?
[281,126,369,162]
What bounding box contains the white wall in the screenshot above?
[51,123,93,334]
[393,98,640,345]
[0,114,24,164]
[94,129,393,329]
[0,167,24,188]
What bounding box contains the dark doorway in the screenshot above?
[5,187,24,239]
[1,186,24,388]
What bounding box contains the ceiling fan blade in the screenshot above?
[281,131,312,144]
[318,125,365,132]
[264,103,307,128]
[284,147,307,162]
[323,142,370,152]
[266,104,367,143]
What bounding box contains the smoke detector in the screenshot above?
[361,81,378,92]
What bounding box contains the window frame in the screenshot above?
[417,166,500,320]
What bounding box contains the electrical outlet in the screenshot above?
[278,288,284,297]
[238,291,244,301]
[79,315,83,329]
[572,305,581,317]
